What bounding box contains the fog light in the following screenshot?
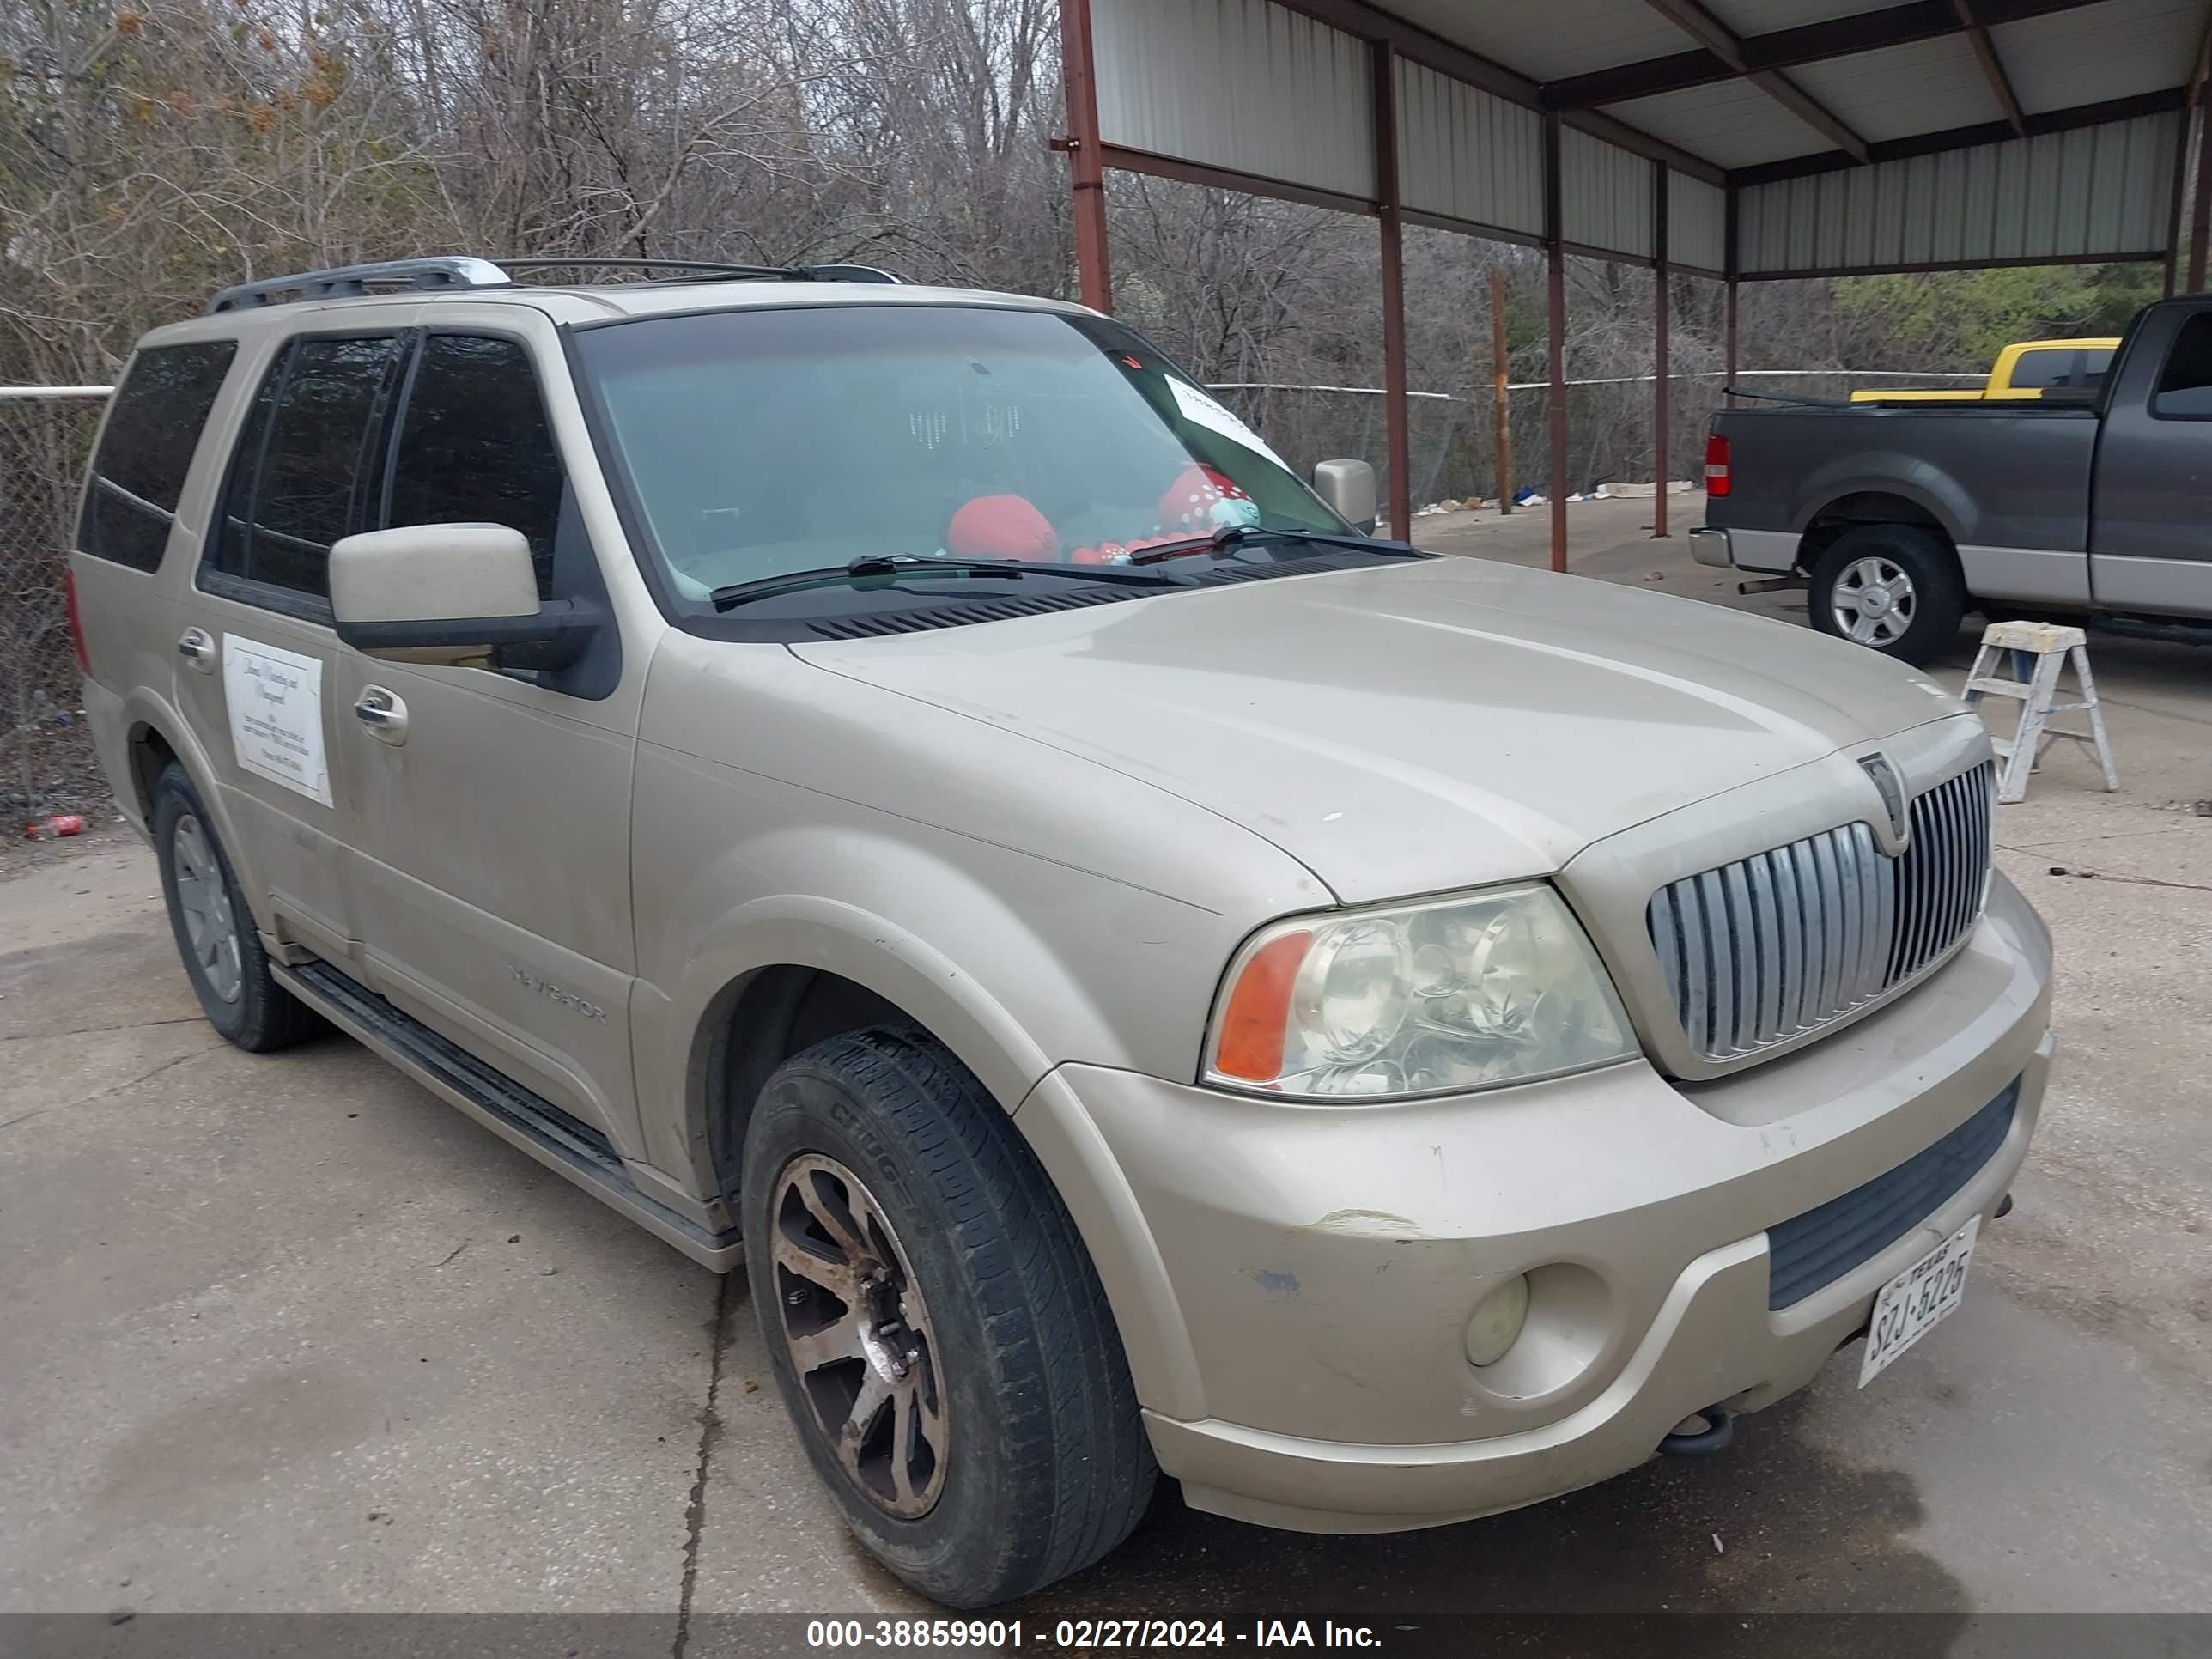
[1463,1273,1531,1367]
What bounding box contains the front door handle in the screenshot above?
[354,685,409,745]
[176,628,216,673]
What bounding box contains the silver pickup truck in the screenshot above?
[1692,295,2212,664]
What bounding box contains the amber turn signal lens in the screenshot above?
[1213,929,1311,1081]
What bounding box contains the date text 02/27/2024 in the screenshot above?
[805,1620,1384,1650]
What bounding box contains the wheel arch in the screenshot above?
[120,695,276,938]
[648,898,1060,1209]
[684,954,1207,1425]
[1797,490,1961,575]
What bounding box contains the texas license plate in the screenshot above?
[1858,1215,1979,1387]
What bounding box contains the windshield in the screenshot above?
[573,304,1352,612]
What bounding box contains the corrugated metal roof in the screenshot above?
[1087,0,2195,280]
[1790,34,2005,144]
[1603,76,1832,170]
[1738,111,2180,273]
[1993,0,2201,114]
[1668,172,1728,272]
[1705,0,1893,27]
[1395,60,1547,237]
[1391,0,1691,82]
[1561,124,1656,258]
[1092,0,1374,200]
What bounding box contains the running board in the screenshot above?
[278,959,741,1270]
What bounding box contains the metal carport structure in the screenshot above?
[1056,0,2212,563]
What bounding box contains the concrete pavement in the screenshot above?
[3,500,2206,1623]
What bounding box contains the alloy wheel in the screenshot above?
[172,814,244,1005]
[1830,555,1917,647]
[769,1152,948,1517]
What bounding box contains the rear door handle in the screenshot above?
[176,628,216,673]
[354,685,409,745]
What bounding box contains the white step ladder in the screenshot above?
[1962,621,2119,804]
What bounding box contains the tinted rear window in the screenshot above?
[210,334,407,599]
[2006,349,2075,390]
[77,342,237,571]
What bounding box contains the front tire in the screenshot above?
[1808,524,1967,666]
[741,1025,1155,1607]
[151,762,324,1052]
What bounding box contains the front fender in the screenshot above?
[627,803,1240,1193]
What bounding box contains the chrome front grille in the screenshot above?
[1648,763,1995,1061]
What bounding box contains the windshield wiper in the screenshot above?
[709,554,1187,611]
[1123,525,1428,567]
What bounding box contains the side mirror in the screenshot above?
[330,524,598,672]
[1312,459,1377,534]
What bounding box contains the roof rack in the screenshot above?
[496,257,901,285]
[206,254,900,313]
[209,258,514,313]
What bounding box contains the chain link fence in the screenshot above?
[1209,371,1978,517]
[2,390,109,826]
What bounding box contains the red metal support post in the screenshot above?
[1059,0,1113,313]
[1376,42,1413,540]
[1545,111,1568,573]
[1652,161,1670,539]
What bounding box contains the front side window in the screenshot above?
[387,334,565,598]
[573,305,1356,618]
[211,334,406,599]
[77,341,236,571]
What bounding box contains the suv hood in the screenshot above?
[792,557,1965,904]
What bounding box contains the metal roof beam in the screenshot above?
[1729,84,2189,185]
[1632,0,1869,161]
[1954,0,2027,135]
[1545,0,2106,111]
[1270,0,1727,183]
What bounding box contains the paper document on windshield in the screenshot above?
[1170,380,1291,473]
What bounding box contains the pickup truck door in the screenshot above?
[2089,306,2212,617]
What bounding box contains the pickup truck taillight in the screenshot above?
[1704,434,1731,498]
[64,567,91,675]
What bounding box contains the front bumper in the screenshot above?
[1015,874,2051,1534]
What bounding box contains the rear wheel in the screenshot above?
[1808,525,1967,666]
[152,762,324,1052]
[741,1024,1155,1607]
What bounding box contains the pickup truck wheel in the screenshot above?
[1809,526,1966,666]
[741,1025,1156,1607]
[151,762,325,1052]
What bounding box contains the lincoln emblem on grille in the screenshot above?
[1859,753,1910,843]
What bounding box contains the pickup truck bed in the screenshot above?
[1692,296,2212,663]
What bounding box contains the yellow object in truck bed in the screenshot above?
[1850,337,2120,403]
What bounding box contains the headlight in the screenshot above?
[1204,884,1637,1100]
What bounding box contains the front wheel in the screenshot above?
[741,1025,1155,1607]
[1808,525,1967,666]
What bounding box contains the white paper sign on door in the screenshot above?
[1168,378,1292,472]
[222,636,332,807]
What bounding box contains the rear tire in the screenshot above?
[151,762,325,1052]
[1808,524,1967,666]
[741,1024,1156,1607]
